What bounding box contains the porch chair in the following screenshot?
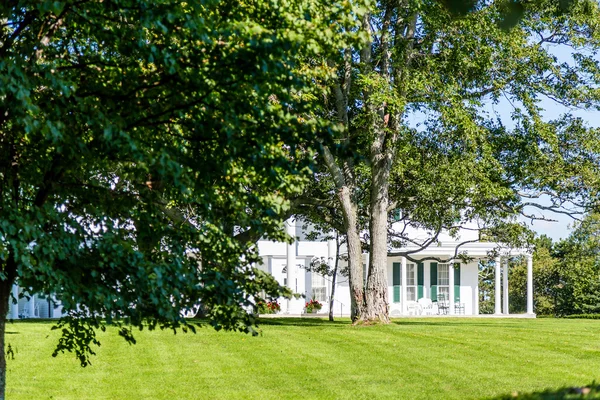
[417,298,434,315]
[454,302,466,315]
[437,294,450,315]
[406,301,422,316]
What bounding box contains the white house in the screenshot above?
[6,287,63,319]
[7,218,535,319]
[257,218,535,317]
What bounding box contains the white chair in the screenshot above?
[418,298,434,315]
[406,301,422,316]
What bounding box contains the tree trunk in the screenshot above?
[0,275,13,400]
[365,151,392,323]
[328,233,340,322]
[322,145,364,322]
[337,186,365,322]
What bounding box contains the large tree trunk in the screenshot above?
[365,150,393,323]
[322,142,365,321]
[0,273,14,400]
[337,187,365,322]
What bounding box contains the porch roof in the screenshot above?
[389,241,531,258]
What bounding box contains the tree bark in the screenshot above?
[0,255,16,400]
[337,187,364,322]
[0,278,10,400]
[321,144,365,321]
[365,151,393,323]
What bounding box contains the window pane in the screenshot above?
[313,287,327,302]
[407,287,416,302]
[438,264,449,286]
[312,272,326,287]
[407,264,416,286]
[312,272,327,302]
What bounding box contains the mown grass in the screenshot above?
[5,318,600,399]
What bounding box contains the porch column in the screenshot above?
[494,257,501,314]
[449,260,455,315]
[527,253,534,315]
[401,257,407,315]
[286,218,295,313]
[11,285,18,320]
[502,259,509,315]
[474,262,480,315]
[28,292,35,318]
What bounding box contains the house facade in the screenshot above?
[7,218,535,319]
[257,219,535,317]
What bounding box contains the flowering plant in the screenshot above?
[305,299,322,313]
[267,301,281,313]
[256,301,280,314]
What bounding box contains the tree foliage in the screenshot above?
[506,215,600,316]
[0,0,361,396]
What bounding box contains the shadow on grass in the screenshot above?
[8,318,57,324]
[256,317,351,327]
[187,317,351,328]
[391,320,531,329]
[489,383,600,399]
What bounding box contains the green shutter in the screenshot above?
[393,262,401,303]
[430,262,438,301]
[454,263,461,303]
[417,263,424,299]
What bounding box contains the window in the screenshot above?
[311,272,327,302]
[438,263,450,300]
[406,263,417,301]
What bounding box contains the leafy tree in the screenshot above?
[479,260,496,314]
[553,214,600,315]
[0,0,359,397]
[510,220,600,317]
[507,236,562,315]
[296,0,600,323]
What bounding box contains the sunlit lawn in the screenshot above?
[5,317,600,399]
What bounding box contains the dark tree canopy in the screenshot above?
[0,0,362,396]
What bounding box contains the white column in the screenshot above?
[286,218,295,313]
[449,261,455,315]
[502,259,509,315]
[527,254,534,315]
[28,292,35,318]
[474,263,480,315]
[11,285,18,320]
[494,257,502,315]
[401,257,407,315]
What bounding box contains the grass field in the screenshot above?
[5,317,600,399]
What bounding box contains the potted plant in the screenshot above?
[305,299,322,314]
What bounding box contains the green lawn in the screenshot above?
[5,318,600,399]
